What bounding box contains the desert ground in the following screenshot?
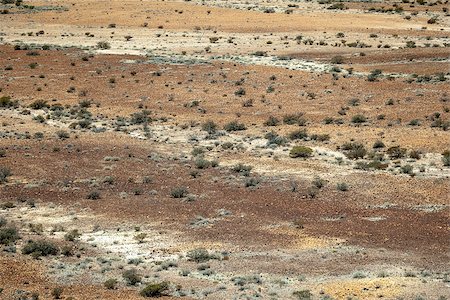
[0,0,449,299]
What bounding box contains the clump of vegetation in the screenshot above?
[170,187,188,198]
[373,140,385,149]
[442,150,450,166]
[87,190,101,200]
[51,287,63,299]
[55,130,69,140]
[29,100,49,110]
[97,41,111,49]
[122,269,141,286]
[341,142,367,159]
[293,289,312,300]
[0,227,20,245]
[351,114,368,124]
[387,146,407,159]
[104,278,118,290]
[64,229,81,242]
[0,167,11,183]
[0,96,18,108]
[201,120,217,134]
[289,146,313,158]
[224,121,246,132]
[288,129,308,140]
[336,183,349,191]
[187,248,215,263]
[140,282,169,297]
[283,113,306,125]
[264,116,280,126]
[22,240,59,258]
[232,163,252,176]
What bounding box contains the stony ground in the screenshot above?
[0,0,449,299]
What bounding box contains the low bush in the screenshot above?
[22,240,59,258]
[187,248,213,263]
[170,187,188,198]
[0,227,19,245]
[283,113,305,125]
[122,269,141,286]
[140,282,169,297]
[387,146,407,159]
[0,167,11,183]
[232,164,252,176]
[289,146,313,158]
[86,190,101,200]
[442,150,450,166]
[201,120,217,134]
[104,278,118,290]
[336,183,349,191]
[341,142,366,159]
[288,129,308,140]
[224,121,246,132]
[263,116,280,126]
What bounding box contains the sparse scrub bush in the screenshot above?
[51,287,63,299]
[373,140,385,149]
[224,121,246,132]
[387,146,407,159]
[0,167,11,183]
[201,120,217,134]
[55,130,69,140]
[289,146,313,158]
[187,248,214,263]
[232,164,252,176]
[29,100,49,110]
[22,240,59,258]
[104,278,118,290]
[0,96,18,108]
[283,113,305,125]
[0,227,19,245]
[288,129,308,140]
[293,289,312,300]
[264,116,280,126]
[170,187,188,198]
[341,142,366,159]
[140,282,169,297]
[337,183,349,191]
[122,269,141,286]
[64,229,81,242]
[86,190,101,200]
[351,114,368,124]
[245,177,260,187]
[442,151,450,166]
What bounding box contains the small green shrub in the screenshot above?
[187,248,212,263]
[336,183,349,191]
[55,130,69,140]
[122,269,141,286]
[387,146,407,159]
[104,278,118,290]
[0,227,20,245]
[232,164,252,176]
[51,287,63,299]
[0,167,11,183]
[442,150,450,166]
[86,190,101,200]
[289,146,313,158]
[140,282,169,297]
[341,142,366,159]
[64,229,81,242]
[22,240,59,258]
[351,114,367,124]
[170,187,188,198]
[29,100,49,110]
[224,121,246,132]
[201,120,217,134]
[283,113,305,125]
[264,116,280,126]
[288,129,308,140]
[293,289,312,300]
